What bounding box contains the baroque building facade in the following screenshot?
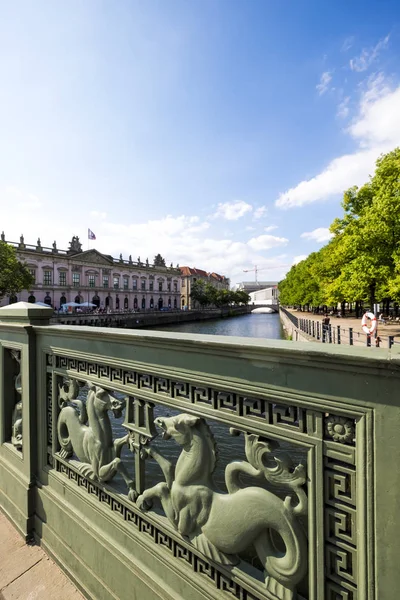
[180,266,230,309]
[1,234,181,310]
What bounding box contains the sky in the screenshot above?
[1,1,400,285]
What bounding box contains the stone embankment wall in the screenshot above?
[279,308,312,342]
[52,306,251,328]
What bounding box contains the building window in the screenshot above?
[72,273,80,287]
[150,297,154,309]
[168,298,171,308]
[29,269,36,283]
[44,295,52,306]
[134,296,138,309]
[89,275,95,287]
[124,297,128,309]
[28,294,36,303]
[123,277,129,290]
[116,296,120,309]
[133,279,137,290]
[60,295,67,307]
[181,279,186,287]
[174,298,177,308]
[141,279,146,291]
[59,272,67,286]
[44,270,52,286]
[103,276,109,288]
[149,281,154,291]
[75,295,81,304]
[167,282,171,292]
[142,297,145,309]
[113,277,119,289]
[158,281,163,292]
[174,281,178,292]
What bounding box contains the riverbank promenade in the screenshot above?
[282,307,400,347]
[0,511,83,599]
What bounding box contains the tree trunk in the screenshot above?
[369,282,376,313]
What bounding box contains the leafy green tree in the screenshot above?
[279,147,400,312]
[0,242,34,301]
[190,280,209,307]
[153,254,166,267]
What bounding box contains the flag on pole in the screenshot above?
[88,229,96,240]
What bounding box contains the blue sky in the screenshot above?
[1,1,400,284]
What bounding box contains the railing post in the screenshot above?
[337,325,341,344]
[0,301,53,538]
[349,327,353,345]
[366,335,371,347]
[389,335,395,349]
[322,323,326,343]
[328,324,332,343]
[312,321,315,338]
[317,321,320,340]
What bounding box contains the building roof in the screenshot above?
[180,267,229,281]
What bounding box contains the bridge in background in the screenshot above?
[0,301,398,600]
[250,302,279,313]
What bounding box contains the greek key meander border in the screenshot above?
[54,455,267,600]
[45,352,372,600]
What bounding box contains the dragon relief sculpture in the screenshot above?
[57,379,137,500]
[11,350,22,450]
[137,414,308,600]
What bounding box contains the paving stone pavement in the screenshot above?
[0,512,84,600]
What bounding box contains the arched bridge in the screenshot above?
[250,302,279,313]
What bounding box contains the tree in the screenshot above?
[153,254,166,267]
[190,280,209,307]
[0,242,34,301]
[279,147,400,312]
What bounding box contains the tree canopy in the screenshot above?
[279,148,400,310]
[190,280,250,307]
[0,242,34,300]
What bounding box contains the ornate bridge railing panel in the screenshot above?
[0,304,397,600]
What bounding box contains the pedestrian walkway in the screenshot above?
[0,511,83,600]
[287,308,400,347]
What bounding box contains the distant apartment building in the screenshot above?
[180,266,230,309]
[0,233,181,310]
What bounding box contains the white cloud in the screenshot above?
[350,34,390,72]
[253,206,267,219]
[214,200,252,220]
[247,234,288,251]
[337,96,350,119]
[245,226,256,231]
[301,227,333,243]
[0,187,290,281]
[316,71,332,96]
[4,186,43,210]
[293,255,308,265]
[264,225,278,232]
[341,36,354,53]
[276,74,400,209]
[90,210,107,220]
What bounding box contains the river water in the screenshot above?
[148,311,284,339]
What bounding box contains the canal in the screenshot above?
[146,311,284,339]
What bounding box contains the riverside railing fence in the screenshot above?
[0,302,399,600]
[296,316,395,349]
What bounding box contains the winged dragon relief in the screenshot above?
[57,379,137,500]
[137,414,308,600]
